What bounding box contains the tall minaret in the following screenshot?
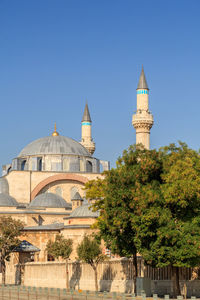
[132,67,154,149]
[80,103,96,155]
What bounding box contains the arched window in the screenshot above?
[38,158,42,171]
[21,160,27,171]
[86,161,92,173]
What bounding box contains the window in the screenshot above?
[86,160,92,173]
[38,158,42,171]
[21,160,27,171]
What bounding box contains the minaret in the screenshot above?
[80,103,95,155]
[132,67,154,149]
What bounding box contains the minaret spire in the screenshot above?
[137,65,149,90]
[80,102,95,155]
[82,102,92,122]
[132,67,154,149]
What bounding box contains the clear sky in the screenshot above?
[0,0,200,169]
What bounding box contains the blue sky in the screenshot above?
[0,0,200,168]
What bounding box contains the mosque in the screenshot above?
[0,67,153,263]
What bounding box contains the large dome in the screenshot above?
[18,135,91,157]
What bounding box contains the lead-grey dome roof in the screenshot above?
[29,193,71,209]
[0,193,18,207]
[18,135,91,157]
[69,203,99,218]
[0,178,9,194]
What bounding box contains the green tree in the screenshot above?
[46,234,73,290]
[136,143,200,296]
[77,235,105,291]
[0,216,24,285]
[85,145,162,294]
[85,143,200,297]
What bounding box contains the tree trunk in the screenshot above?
[66,260,69,290]
[172,266,181,297]
[93,266,98,291]
[133,251,138,295]
[1,259,6,285]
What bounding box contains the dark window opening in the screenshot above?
[86,161,92,173]
[21,160,27,171]
[38,158,42,171]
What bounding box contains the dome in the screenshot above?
[0,178,9,194]
[18,135,91,157]
[29,192,71,209]
[0,193,18,207]
[69,203,99,218]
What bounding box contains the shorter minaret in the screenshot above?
[80,103,95,155]
[132,67,154,149]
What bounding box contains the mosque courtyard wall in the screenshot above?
[2,260,200,297]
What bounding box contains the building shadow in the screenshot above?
[69,261,82,290]
[99,263,117,292]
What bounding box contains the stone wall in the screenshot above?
[6,260,199,296]
[22,260,136,293]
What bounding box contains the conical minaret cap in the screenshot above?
[82,103,92,122]
[137,66,149,90]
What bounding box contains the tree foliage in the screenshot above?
[0,216,24,285]
[46,234,73,260]
[85,143,200,297]
[77,235,105,291]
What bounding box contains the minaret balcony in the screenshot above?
[132,110,154,129]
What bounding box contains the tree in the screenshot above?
[0,216,24,285]
[136,143,200,297]
[46,234,73,290]
[77,235,105,291]
[85,143,200,297]
[85,145,162,294]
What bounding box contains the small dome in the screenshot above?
[0,193,18,207]
[29,193,71,209]
[18,135,91,157]
[69,203,99,218]
[71,192,82,201]
[0,178,9,194]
